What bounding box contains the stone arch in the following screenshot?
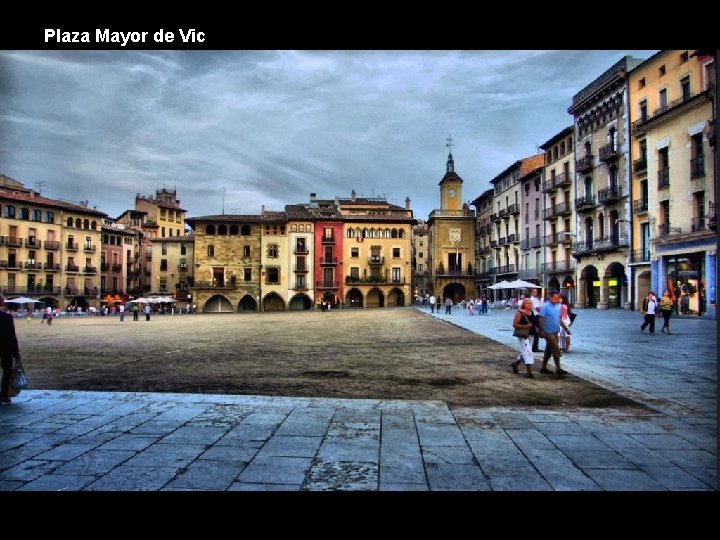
[562,275,576,305]
[218,224,228,235]
[387,288,405,307]
[346,288,363,308]
[605,261,626,309]
[72,296,90,310]
[230,224,239,235]
[366,287,385,308]
[399,229,406,239]
[443,283,466,304]
[263,292,286,312]
[39,297,60,309]
[580,264,599,308]
[238,295,258,312]
[241,225,251,235]
[548,277,561,290]
[203,294,233,313]
[289,293,312,311]
[206,224,216,235]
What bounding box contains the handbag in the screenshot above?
[512,313,531,338]
[12,357,29,390]
[569,312,577,325]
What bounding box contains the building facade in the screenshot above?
[629,49,717,318]
[517,159,544,286]
[412,220,429,300]
[539,126,577,301]
[260,210,289,311]
[568,57,644,309]
[428,153,476,302]
[285,205,315,311]
[100,222,137,305]
[0,175,106,310]
[471,188,494,299]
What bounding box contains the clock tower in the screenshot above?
[439,151,463,211]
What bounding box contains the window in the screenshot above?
[680,76,691,100]
[419,240,423,247]
[296,238,307,252]
[207,245,215,256]
[162,243,167,255]
[244,268,252,281]
[160,259,168,271]
[267,244,279,258]
[638,77,646,89]
[658,88,668,110]
[161,227,166,238]
[639,99,648,122]
[160,209,166,220]
[659,65,666,76]
[324,227,333,240]
[20,208,29,220]
[266,267,280,284]
[350,247,359,257]
[418,252,423,258]
[534,198,539,219]
[418,264,424,272]
[45,211,54,223]
[168,229,173,237]
[4,205,15,218]
[392,248,400,258]
[680,51,688,63]
[230,225,239,235]
[180,243,186,255]
[241,225,251,235]
[243,246,250,257]
[103,234,109,243]
[218,225,227,235]
[392,268,401,283]
[32,209,41,221]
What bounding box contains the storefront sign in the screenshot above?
[593,280,601,286]
[608,278,618,286]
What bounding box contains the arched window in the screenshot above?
[218,224,228,235]
[399,229,406,239]
[32,209,42,221]
[241,225,251,235]
[5,205,15,218]
[230,224,239,235]
[560,142,566,156]
[362,228,367,238]
[299,224,305,232]
[391,229,398,238]
[83,219,89,229]
[67,217,73,227]
[347,229,354,238]
[75,218,81,228]
[91,220,97,230]
[20,208,29,220]
[206,224,216,235]
[291,224,297,232]
[384,228,391,238]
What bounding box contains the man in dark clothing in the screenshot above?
[0,295,21,404]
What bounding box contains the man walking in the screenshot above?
[529,288,543,352]
[445,296,453,315]
[537,291,570,376]
[429,294,436,313]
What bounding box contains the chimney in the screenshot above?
[405,196,411,210]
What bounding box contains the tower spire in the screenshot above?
[446,134,454,172]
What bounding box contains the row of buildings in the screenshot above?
[421,50,717,318]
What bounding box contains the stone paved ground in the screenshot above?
[0,307,716,491]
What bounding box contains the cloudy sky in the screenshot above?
[0,50,656,221]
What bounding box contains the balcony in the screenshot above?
[657,168,670,190]
[541,260,577,273]
[507,203,519,215]
[367,256,384,265]
[520,238,530,250]
[576,155,594,172]
[320,256,338,265]
[65,264,80,272]
[293,264,309,272]
[541,180,554,193]
[430,209,476,218]
[346,276,406,286]
[491,212,501,222]
[599,142,619,162]
[542,206,557,220]
[476,246,491,255]
[44,240,60,250]
[83,244,96,253]
[316,280,338,289]
[1,285,61,295]
[84,266,97,274]
[507,234,519,244]
[5,236,22,247]
[554,173,571,188]
[321,235,335,245]
[45,263,60,272]
[64,287,79,296]
[112,264,123,272]
[530,236,542,249]
[597,185,625,205]
[558,232,573,244]
[632,199,648,214]
[436,268,474,277]
[629,249,650,264]
[24,262,41,270]
[691,217,707,232]
[66,242,78,251]
[25,238,41,248]
[494,264,517,275]
[575,196,596,212]
[101,263,109,271]
[555,202,572,216]
[593,234,630,251]
[490,240,498,248]
[293,282,308,291]
[690,155,705,179]
[633,157,647,174]
[145,253,152,260]
[544,234,559,246]
[293,246,309,254]
[498,237,508,246]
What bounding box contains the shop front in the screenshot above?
[664,253,706,316]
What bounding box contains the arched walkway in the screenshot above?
[262,293,286,312]
[204,294,233,313]
[580,265,599,308]
[239,295,258,312]
[443,283,466,304]
[39,297,59,309]
[366,288,385,308]
[346,288,363,308]
[605,262,625,309]
[637,270,651,308]
[561,275,576,305]
[387,288,405,307]
[289,293,312,311]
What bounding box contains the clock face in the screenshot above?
[447,188,456,197]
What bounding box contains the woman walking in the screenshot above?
[559,294,573,352]
[660,289,673,334]
[510,298,536,378]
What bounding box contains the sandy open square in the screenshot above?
[15,308,639,409]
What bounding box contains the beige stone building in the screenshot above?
[259,210,289,311]
[568,56,644,309]
[186,215,263,312]
[149,234,194,303]
[539,126,577,301]
[471,188,494,298]
[412,219,429,299]
[285,205,315,310]
[0,175,106,310]
[428,153,476,302]
[629,49,716,318]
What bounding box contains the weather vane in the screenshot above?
[446,134,454,154]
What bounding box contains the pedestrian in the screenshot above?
[133,303,139,321]
[119,303,125,322]
[529,288,543,352]
[468,299,476,316]
[481,295,488,314]
[510,298,536,378]
[144,304,152,321]
[445,296,453,315]
[537,291,569,376]
[0,295,21,405]
[559,294,573,352]
[429,294,436,313]
[659,290,673,334]
[640,291,657,335]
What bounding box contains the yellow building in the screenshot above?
[150,234,194,304]
[629,50,716,317]
[340,191,414,308]
[260,210,289,311]
[0,175,106,310]
[428,152,476,302]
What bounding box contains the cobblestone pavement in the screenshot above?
[0,307,716,491]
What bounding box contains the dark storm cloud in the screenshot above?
[0,50,655,220]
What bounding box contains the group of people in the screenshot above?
[424,294,490,315]
[510,289,573,379]
[640,290,675,335]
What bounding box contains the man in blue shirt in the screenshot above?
[537,291,570,376]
